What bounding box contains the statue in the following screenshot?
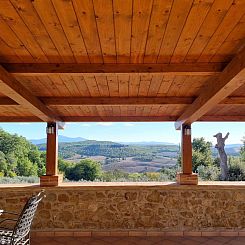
[213,132,229,180]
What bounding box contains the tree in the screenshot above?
[241,137,245,162]
[0,151,8,176]
[0,128,45,177]
[181,137,213,172]
[58,158,72,177]
[213,132,229,180]
[66,159,101,181]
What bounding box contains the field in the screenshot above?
[37,139,241,174]
[102,157,176,173]
[66,154,177,173]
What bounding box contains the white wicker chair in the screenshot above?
[0,190,45,245]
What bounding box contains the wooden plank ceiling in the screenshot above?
[0,0,244,125]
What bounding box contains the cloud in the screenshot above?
[123,123,135,127]
[65,122,78,125]
[97,122,114,126]
[81,123,91,127]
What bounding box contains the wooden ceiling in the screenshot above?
[0,0,244,127]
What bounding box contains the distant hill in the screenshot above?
[30,135,87,145]
[118,141,177,146]
[225,144,242,149]
[36,139,179,159]
[212,144,242,156]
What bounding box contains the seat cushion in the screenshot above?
[0,229,12,245]
[0,229,29,245]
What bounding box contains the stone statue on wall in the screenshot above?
[213,132,229,180]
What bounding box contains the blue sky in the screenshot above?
[0,122,244,145]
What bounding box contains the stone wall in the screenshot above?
[0,183,244,232]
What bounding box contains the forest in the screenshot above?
[0,129,46,178]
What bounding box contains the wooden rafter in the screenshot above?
[42,97,195,106]
[0,115,244,122]
[3,63,226,76]
[1,96,245,106]
[0,65,61,122]
[175,47,245,130]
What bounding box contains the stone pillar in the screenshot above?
[177,124,198,185]
[40,122,62,186]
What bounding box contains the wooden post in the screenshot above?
[46,122,58,175]
[177,124,198,185]
[40,122,62,186]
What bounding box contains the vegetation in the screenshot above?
[240,137,245,162]
[0,127,244,183]
[0,129,45,177]
[38,140,179,160]
[191,137,213,171]
[0,176,39,184]
[178,136,245,181]
[60,159,102,181]
[89,169,175,182]
[197,165,220,181]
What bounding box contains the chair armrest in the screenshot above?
[0,210,19,216]
[0,218,18,225]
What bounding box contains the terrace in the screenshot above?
[0,0,245,244]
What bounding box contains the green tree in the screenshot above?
[178,137,214,172]
[67,159,101,181]
[241,137,245,162]
[0,151,8,176]
[0,128,45,177]
[58,158,72,177]
[192,138,213,172]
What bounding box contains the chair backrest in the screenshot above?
[12,190,45,240]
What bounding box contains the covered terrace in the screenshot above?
[0,0,245,243]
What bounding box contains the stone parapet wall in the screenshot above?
[0,183,244,232]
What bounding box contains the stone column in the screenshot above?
[40,122,62,186]
[177,124,198,185]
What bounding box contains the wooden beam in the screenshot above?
[181,125,192,175]
[1,96,245,106]
[0,116,41,122]
[199,115,245,121]
[220,96,245,105]
[61,116,178,122]
[0,65,61,122]
[0,115,244,122]
[3,63,227,76]
[175,47,245,130]
[42,97,195,106]
[46,122,58,176]
[176,125,198,185]
[40,122,62,187]
[43,96,245,106]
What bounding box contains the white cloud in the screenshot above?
[81,123,91,127]
[123,123,135,127]
[97,122,114,126]
[65,122,78,125]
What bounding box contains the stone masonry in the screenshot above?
[0,184,244,232]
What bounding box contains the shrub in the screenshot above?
[227,159,245,181]
[66,159,102,181]
[160,167,178,181]
[197,165,220,181]
[0,176,39,184]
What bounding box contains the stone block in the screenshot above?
[40,174,63,187]
[176,172,198,185]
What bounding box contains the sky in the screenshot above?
[0,122,244,145]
